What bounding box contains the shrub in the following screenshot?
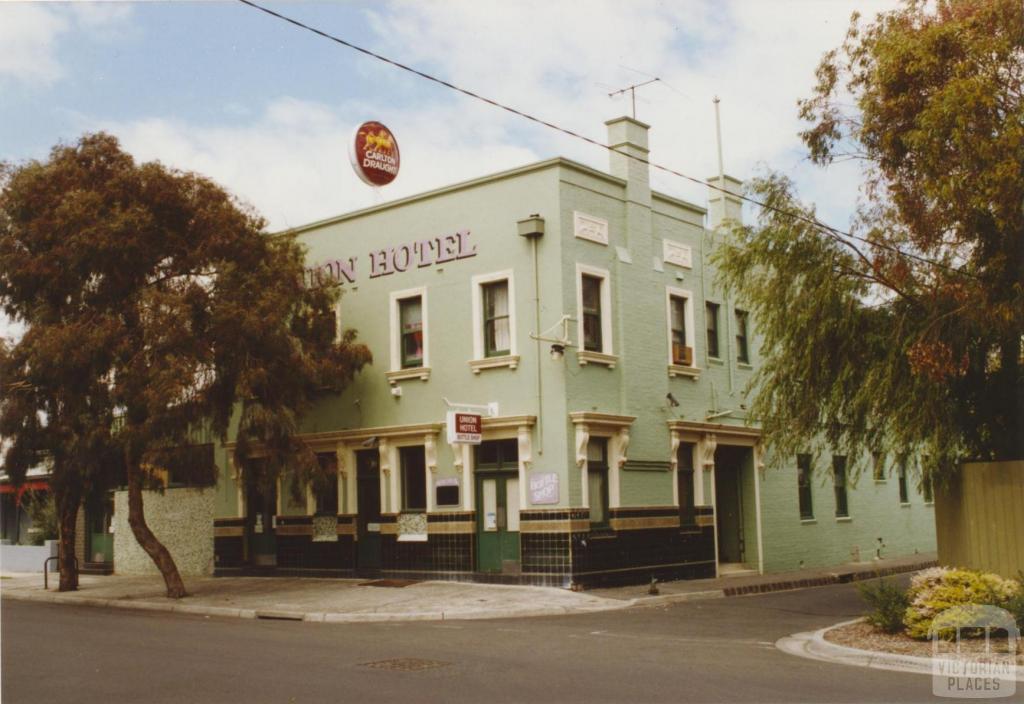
[904,567,1022,640]
[857,578,910,634]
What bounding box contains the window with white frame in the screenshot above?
[576,264,612,356]
[471,271,516,361]
[666,288,695,367]
[389,287,429,371]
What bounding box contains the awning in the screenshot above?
[0,480,50,505]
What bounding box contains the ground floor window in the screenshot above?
[587,438,609,528]
[400,446,427,511]
[314,452,339,516]
[897,457,909,504]
[797,454,813,519]
[832,455,849,517]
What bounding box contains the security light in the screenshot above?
[550,343,565,360]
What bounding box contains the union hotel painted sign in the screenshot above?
[305,230,478,287]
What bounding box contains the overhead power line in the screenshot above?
[237,0,972,279]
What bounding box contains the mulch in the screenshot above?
[825,620,1023,665]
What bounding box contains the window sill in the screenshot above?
[899,502,912,508]
[385,367,431,385]
[396,533,428,542]
[668,364,701,380]
[707,357,724,366]
[737,362,753,370]
[800,518,817,525]
[923,501,934,506]
[873,479,887,484]
[469,354,520,374]
[577,350,618,368]
[588,527,616,539]
[835,516,852,522]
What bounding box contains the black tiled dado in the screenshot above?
[214,536,244,568]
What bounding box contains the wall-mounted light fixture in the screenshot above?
[530,314,576,361]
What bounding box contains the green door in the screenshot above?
[475,467,521,573]
[714,461,744,564]
[356,450,382,570]
[246,479,277,567]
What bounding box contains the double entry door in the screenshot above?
[474,439,521,574]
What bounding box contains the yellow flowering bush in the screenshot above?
[904,567,1022,640]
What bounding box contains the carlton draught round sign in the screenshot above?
[349,121,400,186]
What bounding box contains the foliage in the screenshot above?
[713,0,1024,475]
[0,133,372,595]
[857,577,910,634]
[1003,574,1024,633]
[903,567,1021,640]
[21,490,59,544]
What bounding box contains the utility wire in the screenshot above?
[237,0,972,279]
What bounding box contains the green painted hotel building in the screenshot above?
[211,117,937,587]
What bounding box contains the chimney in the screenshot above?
[707,174,743,231]
[605,117,651,208]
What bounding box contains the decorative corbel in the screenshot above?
[424,433,438,474]
[378,438,391,478]
[616,428,630,468]
[452,443,463,471]
[702,432,717,472]
[669,430,681,472]
[517,426,532,471]
[575,424,590,468]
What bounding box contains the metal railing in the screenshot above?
[43,555,79,590]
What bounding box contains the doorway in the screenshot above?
[714,446,749,566]
[475,439,520,574]
[246,475,277,567]
[356,449,382,570]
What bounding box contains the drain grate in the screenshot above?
[359,579,420,588]
[359,658,451,672]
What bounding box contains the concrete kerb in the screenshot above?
[0,582,639,624]
[777,619,1024,682]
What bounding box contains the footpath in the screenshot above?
[1,552,934,624]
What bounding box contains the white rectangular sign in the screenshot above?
[529,472,560,505]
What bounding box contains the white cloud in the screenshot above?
[0,4,69,85]
[0,3,133,88]
[57,0,900,234]
[103,96,538,231]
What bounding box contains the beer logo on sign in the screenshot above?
[349,121,400,186]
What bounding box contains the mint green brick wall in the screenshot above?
[760,452,937,572]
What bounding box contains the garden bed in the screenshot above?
[825,620,1024,666]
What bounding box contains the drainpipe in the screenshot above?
[518,215,546,455]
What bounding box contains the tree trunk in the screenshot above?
[125,451,188,598]
[55,486,80,592]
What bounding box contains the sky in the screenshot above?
[0,0,900,341]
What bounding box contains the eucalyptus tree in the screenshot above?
[1,134,371,597]
[714,0,1023,477]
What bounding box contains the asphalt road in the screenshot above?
[2,581,939,704]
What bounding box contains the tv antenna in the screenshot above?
[608,77,660,119]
